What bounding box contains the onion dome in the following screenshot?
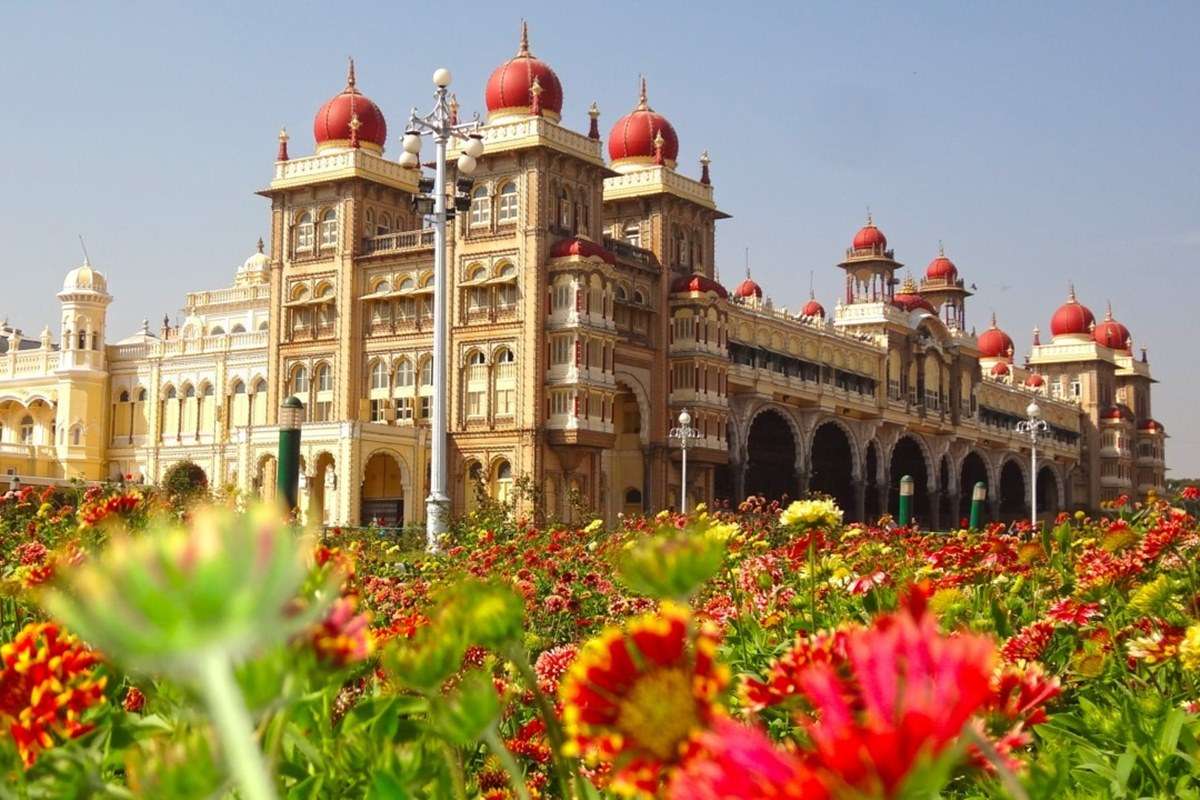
[671,272,728,299]
[891,275,935,313]
[1092,302,1132,352]
[1049,285,1096,338]
[990,361,1010,377]
[733,269,762,299]
[925,243,958,281]
[1139,418,1164,433]
[802,292,826,319]
[313,59,387,154]
[549,236,616,265]
[485,22,563,123]
[61,260,108,295]
[1101,404,1134,422]
[1026,373,1045,388]
[977,312,1015,359]
[852,214,888,251]
[608,78,680,171]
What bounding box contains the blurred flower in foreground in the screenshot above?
[311,596,373,666]
[668,718,827,800]
[560,602,728,797]
[0,622,106,767]
[618,514,731,600]
[779,498,843,531]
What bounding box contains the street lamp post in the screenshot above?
[277,395,304,514]
[398,68,483,549]
[1016,400,1049,530]
[668,408,702,514]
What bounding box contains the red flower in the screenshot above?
[122,687,146,713]
[1181,486,1200,502]
[311,597,373,666]
[1045,598,1103,627]
[741,629,850,711]
[1001,621,1056,663]
[668,718,828,799]
[534,643,578,695]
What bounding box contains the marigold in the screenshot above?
[559,602,729,797]
[779,498,843,531]
[1179,625,1200,673]
[0,622,107,767]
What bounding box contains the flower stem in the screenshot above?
[196,650,277,800]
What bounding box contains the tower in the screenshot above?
[54,260,112,479]
[918,243,972,330]
[837,214,902,304]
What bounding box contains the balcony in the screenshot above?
[603,236,657,269]
[362,228,436,255]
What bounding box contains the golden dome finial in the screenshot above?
[638,75,649,110]
[866,205,873,226]
[1105,300,1113,320]
[1067,281,1076,302]
[991,310,998,328]
[938,239,944,257]
[588,101,600,120]
[347,56,356,89]
[256,237,264,254]
[518,19,530,56]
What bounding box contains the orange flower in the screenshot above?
[311,597,374,666]
[560,602,728,797]
[0,622,107,767]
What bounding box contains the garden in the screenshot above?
[2,474,1200,799]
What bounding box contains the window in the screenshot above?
[419,396,431,419]
[119,390,130,403]
[395,358,415,388]
[202,384,215,398]
[553,282,573,311]
[292,366,309,394]
[494,460,513,503]
[498,283,517,308]
[370,360,388,390]
[320,209,337,248]
[184,384,197,398]
[258,320,269,331]
[378,212,392,236]
[210,326,225,335]
[231,324,246,333]
[313,400,332,422]
[470,186,491,226]
[253,378,266,394]
[558,188,571,229]
[20,416,34,444]
[296,212,314,251]
[1071,379,1082,399]
[232,380,245,394]
[551,336,572,365]
[469,350,486,366]
[316,364,332,392]
[369,399,388,422]
[468,286,489,312]
[71,426,81,446]
[419,358,433,387]
[497,181,518,223]
[551,391,571,415]
[138,389,147,402]
[467,390,485,417]
[497,348,515,364]
[164,386,177,400]
[395,397,414,421]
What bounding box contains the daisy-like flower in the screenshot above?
[1001,620,1056,663]
[667,718,828,799]
[741,629,850,711]
[1179,625,1200,672]
[559,602,729,797]
[1126,630,1182,665]
[311,596,374,667]
[779,498,843,531]
[0,622,107,768]
[1045,598,1103,627]
[534,643,579,695]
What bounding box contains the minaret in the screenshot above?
[54,257,112,480]
[837,212,902,305]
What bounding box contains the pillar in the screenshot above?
[929,488,943,531]
[730,459,746,505]
[947,491,960,528]
[852,479,866,523]
[795,469,810,501]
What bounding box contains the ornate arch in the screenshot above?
[361,447,412,486]
[995,450,1030,499]
[612,369,653,447]
[744,402,806,470]
[807,414,863,480]
[886,431,936,489]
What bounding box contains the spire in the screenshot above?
[1032,326,1041,346]
[517,19,530,56]
[1067,281,1077,302]
[1105,300,1114,320]
[809,270,815,299]
[1141,346,1148,363]
[990,310,998,328]
[744,246,751,280]
[530,76,543,116]
[637,76,649,110]
[587,102,600,139]
[699,150,711,185]
[276,127,289,161]
[256,237,264,254]
[346,57,357,91]
[938,239,945,257]
[866,206,873,227]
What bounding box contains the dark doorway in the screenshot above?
[745,410,797,503]
[864,442,881,522]
[959,451,990,522]
[939,456,954,529]
[810,422,856,519]
[890,436,930,524]
[999,459,1026,521]
[1037,465,1059,522]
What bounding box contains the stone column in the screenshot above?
[731,460,746,506]
[853,479,866,523]
[795,469,811,501]
[928,488,943,531]
[877,475,890,519]
[947,492,961,529]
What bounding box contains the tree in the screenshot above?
[162,460,209,505]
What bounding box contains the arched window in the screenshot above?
[78,330,87,349]
[469,350,487,366]
[395,358,415,388]
[470,186,491,226]
[497,181,518,223]
[370,360,388,390]
[253,378,267,394]
[20,415,34,444]
[296,212,314,251]
[496,347,515,363]
[210,326,225,335]
[258,320,269,332]
[232,380,246,394]
[164,386,177,399]
[183,384,196,398]
[364,208,375,237]
[119,390,130,402]
[319,209,338,248]
[419,357,433,387]
[231,323,246,334]
[378,212,392,235]
[494,459,513,503]
[291,366,309,394]
[315,363,332,392]
[71,426,81,446]
[558,188,571,229]
[137,389,147,402]
[202,384,215,397]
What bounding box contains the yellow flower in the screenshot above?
[779,498,843,530]
[584,518,604,534]
[1180,625,1200,673]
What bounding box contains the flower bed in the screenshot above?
[1,484,1199,798]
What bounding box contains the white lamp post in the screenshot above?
[1016,400,1049,529]
[398,68,482,549]
[669,408,702,513]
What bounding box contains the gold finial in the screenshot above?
[938,239,944,257]
[347,56,356,89]
[653,129,664,147]
[588,101,600,119]
[866,205,873,226]
[638,76,649,109]
[278,126,288,142]
[991,310,998,328]
[700,149,710,166]
[1105,300,1113,320]
[348,113,362,132]
[518,19,530,55]
[1067,281,1076,302]
[256,237,264,254]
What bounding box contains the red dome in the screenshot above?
[802,297,826,318]
[671,272,727,299]
[548,236,615,265]
[852,218,887,251]
[1093,304,1132,351]
[1026,373,1045,387]
[977,315,1015,359]
[733,277,762,299]
[991,361,1010,377]
[891,276,934,313]
[1102,404,1134,422]
[608,78,680,168]
[925,252,958,281]
[485,23,564,122]
[313,60,387,153]
[1050,287,1096,337]
[1139,418,1164,432]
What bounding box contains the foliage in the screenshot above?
[0,482,1197,798]
[161,460,209,505]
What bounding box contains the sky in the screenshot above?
[0,1,1196,474]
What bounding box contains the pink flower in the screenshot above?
[533,643,578,694]
[849,570,889,595]
[668,718,828,799]
[544,594,567,613]
[1046,598,1102,627]
[1001,620,1056,663]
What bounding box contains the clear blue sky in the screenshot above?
[1,2,1196,475]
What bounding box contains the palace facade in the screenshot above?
[0,26,1167,527]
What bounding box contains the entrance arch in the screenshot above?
[362,451,407,527]
[611,383,646,517]
[959,451,989,522]
[998,458,1026,521]
[255,454,278,503]
[864,441,882,522]
[810,422,855,518]
[1037,465,1060,521]
[309,452,336,525]
[890,435,930,524]
[745,409,797,502]
[938,456,954,528]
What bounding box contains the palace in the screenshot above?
[0,26,1167,527]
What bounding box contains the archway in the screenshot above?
[889,435,930,524]
[938,456,954,529]
[810,422,855,519]
[309,452,335,525]
[362,451,405,527]
[745,409,797,503]
[611,384,645,518]
[1037,465,1060,522]
[959,451,989,522]
[864,441,881,522]
[463,460,483,516]
[998,459,1026,521]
